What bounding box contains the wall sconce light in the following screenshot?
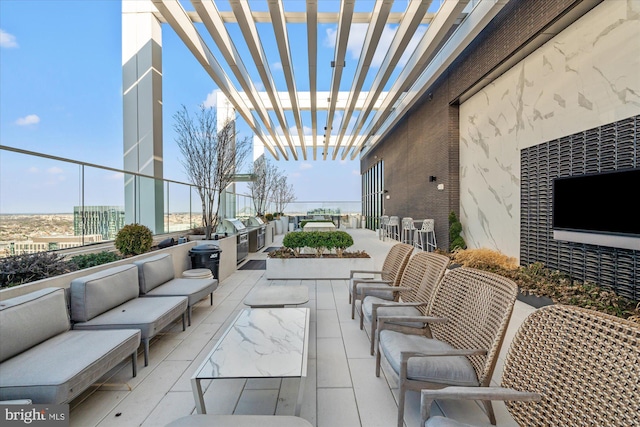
[385,194,391,200]
[384,189,390,200]
[429,176,437,182]
[437,183,445,191]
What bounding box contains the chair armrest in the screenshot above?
[377,315,448,336]
[352,279,392,297]
[371,301,428,318]
[360,284,400,293]
[350,269,388,278]
[420,386,541,423]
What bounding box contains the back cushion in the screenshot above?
[134,253,175,294]
[70,264,139,322]
[0,287,70,363]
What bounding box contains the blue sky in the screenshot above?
[0,0,434,213]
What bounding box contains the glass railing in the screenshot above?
[0,145,362,257]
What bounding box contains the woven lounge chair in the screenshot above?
[420,304,640,427]
[360,252,449,355]
[348,242,414,320]
[375,267,518,427]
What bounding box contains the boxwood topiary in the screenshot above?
[115,223,153,256]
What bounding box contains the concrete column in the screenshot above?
[216,92,236,219]
[122,0,164,234]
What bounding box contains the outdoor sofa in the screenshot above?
[0,287,140,404]
[69,264,188,366]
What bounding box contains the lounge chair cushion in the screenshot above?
[0,288,70,363]
[362,296,423,328]
[72,296,187,339]
[70,264,139,322]
[425,416,472,427]
[134,253,176,294]
[379,330,479,386]
[0,329,140,403]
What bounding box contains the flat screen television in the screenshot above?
[552,168,640,250]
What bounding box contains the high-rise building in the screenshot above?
[74,206,125,240]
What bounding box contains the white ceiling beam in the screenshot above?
[332,0,393,159]
[150,0,281,159]
[322,0,355,160]
[306,0,318,160]
[237,91,388,110]
[353,0,510,159]
[173,10,436,24]
[342,0,431,158]
[268,0,307,160]
[348,0,469,160]
[229,0,297,160]
[191,0,289,160]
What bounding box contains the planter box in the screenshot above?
[266,257,373,280]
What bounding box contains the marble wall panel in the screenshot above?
[459,0,640,259]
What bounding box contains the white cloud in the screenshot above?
[343,23,428,69]
[253,81,265,91]
[300,162,313,170]
[323,27,337,48]
[16,114,40,126]
[272,62,283,71]
[27,167,39,174]
[0,29,18,48]
[106,172,124,181]
[47,167,64,175]
[202,89,219,108]
[352,169,360,176]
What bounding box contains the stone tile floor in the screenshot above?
[69,228,535,427]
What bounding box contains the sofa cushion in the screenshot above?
[72,296,187,339]
[0,329,140,404]
[379,330,479,387]
[144,277,218,306]
[70,264,139,322]
[0,288,70,363]
[425,416,473,427]
[133,253,176,294]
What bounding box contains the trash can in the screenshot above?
[188,244,222,280]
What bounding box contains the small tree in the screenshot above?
[248,156,280,216]
[273,175,296,215]
[174,105,250,239]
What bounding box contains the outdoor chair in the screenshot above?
[360,252,449,355]
[348,242,414,320]
[415,219,437,252]
[375,267,518,427]
[387,216,401,241]
[379,215,390,240]
[401,217,416,245]
[420,304,640,427]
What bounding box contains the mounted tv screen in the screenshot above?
[552,168,640,250]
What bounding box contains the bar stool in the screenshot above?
[387,216,400,241]
[379,215,389,240]
[401,217,415,245]
[415,219,437,251]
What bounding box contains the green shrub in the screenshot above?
[0,252,75,289]
[449,211,466,251]
[281,231,354,257]
[70,251,122,269]
[114,223,153,256]
[265,213,274,221]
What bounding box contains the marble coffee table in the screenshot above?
[191,307,310,415]
[243,285,310,308]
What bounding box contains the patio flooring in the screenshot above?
[68,228,535,427]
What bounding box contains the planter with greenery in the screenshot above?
[266,231,372,279]
[447,247,639,323]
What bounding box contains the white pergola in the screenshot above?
[123,0,509,167]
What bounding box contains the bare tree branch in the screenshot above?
[174,105,251,239]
